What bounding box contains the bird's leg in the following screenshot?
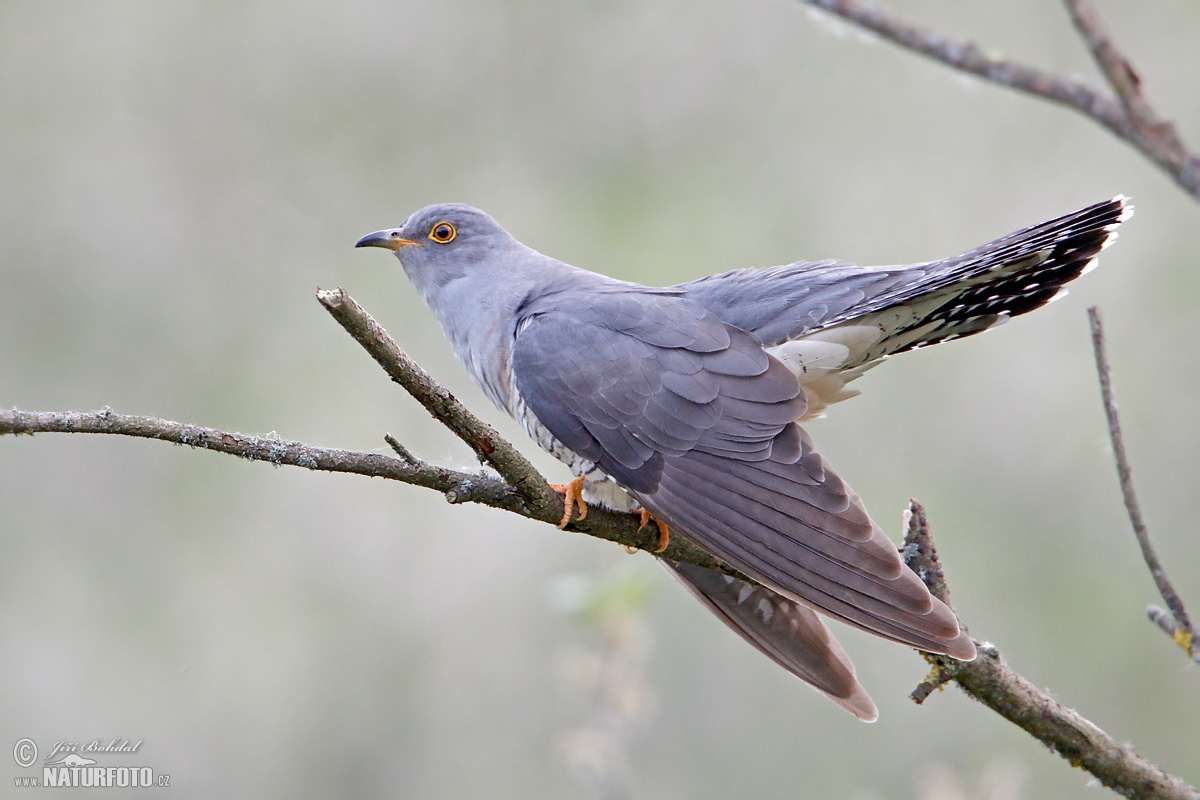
[636,508,670,553]
[550,475,588,529]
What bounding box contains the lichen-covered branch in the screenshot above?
[1088,307,1199,662]
[903,501,1199,800]
[793,0,1200,201]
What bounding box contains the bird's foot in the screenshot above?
[636,508,670,553]
[550,475,588,529]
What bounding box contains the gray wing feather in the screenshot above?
[651,455,970,652]
[512,291,974,659]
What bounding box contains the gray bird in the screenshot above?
[356,196,1130,721]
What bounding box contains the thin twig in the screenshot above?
[383,433,420,465]
[1088,307,1198,659]
[904,502,962,702]
[903,501,1199,800]
[793,0,1200,200]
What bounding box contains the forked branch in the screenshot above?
[0,289,721,567]
[903,501,1197,800]
[794,0,1200,200]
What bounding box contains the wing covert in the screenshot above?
[511,292,803,491]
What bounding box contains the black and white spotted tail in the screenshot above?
[755,196,1132,418]
[852,195,1132,356]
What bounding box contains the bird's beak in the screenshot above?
[355,229,420,250]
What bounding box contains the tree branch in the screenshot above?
[794,0,1200,201]
[0,406,527,509]
[1088,307,1199,662]
[317,287,559,513]
[0,406,717,564]
[903,500,1199,800]
[5,291,1196,796]
[0,289,729,569]
[1062,0,1198,196]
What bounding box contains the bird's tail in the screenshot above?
[663,559,879,721]
[839,195,1132,357]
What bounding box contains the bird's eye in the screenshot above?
[429,222,457,244]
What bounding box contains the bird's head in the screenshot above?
[355,203,522,299]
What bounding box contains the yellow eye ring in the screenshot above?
[429,222,457,244]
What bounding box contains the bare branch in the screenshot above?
[1088,307,1199,660]
[904,501,1199,800]
[317,286,559,513]
[0,406,519,507]
[794,0,1200,201]
[1063,0,1198,194]
[5,291,1196,795]
[1,289,728,567]
[314,287,708,556]
[904,502,964,703]
[0,405,724,566]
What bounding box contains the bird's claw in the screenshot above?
[636,507,670,553]
[551,475,588,529]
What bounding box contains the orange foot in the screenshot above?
[637,508,670,553]
[550,475,588,529]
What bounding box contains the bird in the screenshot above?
[356,196,1130,721]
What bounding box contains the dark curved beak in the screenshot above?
[355,229,419,250]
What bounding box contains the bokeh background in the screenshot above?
[2,1,1197,797]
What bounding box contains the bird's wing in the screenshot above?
[664,559,878,721]
[511,291,974,660]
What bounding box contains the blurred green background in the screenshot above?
[2,1,1197,797]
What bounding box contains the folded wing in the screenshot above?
[511,291,975,670]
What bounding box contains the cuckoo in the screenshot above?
[356,196,1130,721]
